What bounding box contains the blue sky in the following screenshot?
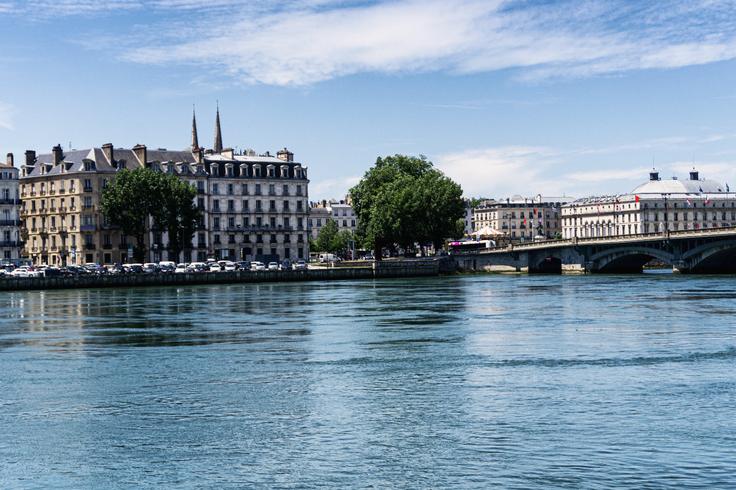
[1,0,736,199]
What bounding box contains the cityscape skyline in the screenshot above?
[1,0,736,199]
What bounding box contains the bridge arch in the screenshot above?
[680,239,736,273]
[590,246,674,273]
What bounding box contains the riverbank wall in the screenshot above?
[0,260,443,291]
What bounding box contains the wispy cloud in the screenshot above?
[117,0,736,86]
[310,175,361,199]
[435,130,736,198]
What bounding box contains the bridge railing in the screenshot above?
[466,225,736,254]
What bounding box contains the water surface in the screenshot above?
[1,275,735,488]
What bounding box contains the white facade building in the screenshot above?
[0,153,21,263]
[562,170,735,239]
[473,195,569,241]
[309,197,357,239]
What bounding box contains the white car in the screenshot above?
[174,264,188,274]
[10,266,41,278]
[251,261,266,271]
[267,262,279,271]
[219,261,237,272]
[208,263,222,273]
[294,260,308,271]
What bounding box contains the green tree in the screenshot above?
[314,218,339,253]
[162,177,200,262]
[350,154,464,259]
[101,167,201,262]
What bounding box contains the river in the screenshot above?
[1,274,734,488]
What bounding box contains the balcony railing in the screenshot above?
[0,198,21,205]
[80,224,96,232]
[0,219,21,227]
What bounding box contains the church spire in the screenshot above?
[191,105,199,150]
[213,102,223,153]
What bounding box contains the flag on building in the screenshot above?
[635,195,640,203]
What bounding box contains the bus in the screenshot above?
[448,240,495,254]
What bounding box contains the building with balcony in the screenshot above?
[19,107,310,265]
[561,169,735,239]
[0,153,22,263]
[309,197,357,239]
[472,195,569,242]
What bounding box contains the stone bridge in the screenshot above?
[453,227,736,274]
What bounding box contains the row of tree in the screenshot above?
[100,168,201,262]
[99,154,463,263]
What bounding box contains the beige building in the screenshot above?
[309,197,357,239]
[562,170,735,239]
[473,195,568,242]
[0,153,22,263]
[19,108,310,265]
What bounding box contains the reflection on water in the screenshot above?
[1,275,735,487]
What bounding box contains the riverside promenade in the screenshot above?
[0,260,444,291]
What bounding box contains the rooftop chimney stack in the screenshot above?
[689,169,699,181]
[25,150,36,167]
[52,144,63,166]
[102,143,114,164]
[277,147,294,162]
[132,144,148,166]
[649,169,660,181]
[6,153,13,166]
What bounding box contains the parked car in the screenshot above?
[10,266,42,278]
[174,263,189,274]
[281,259,292,270]
[208,263,222,273]
[219,261,237,272]
[251,261,266,271]
[187,262,207,273]
[124,263,144,274]
[143,263,159,274]
[158,261,176,273]
[267,262,279,271]
[236,261,251,271]
[293,260,308,271]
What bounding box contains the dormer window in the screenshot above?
[240,164,249,177]
[267,165,275,178]
[226,164,234,177]
[281,165,289,178]
[254,165,262,177]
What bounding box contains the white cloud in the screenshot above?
[435,146,560,198]
[566,167,651,183]
[310,175,361,200]
[120,0,736,86]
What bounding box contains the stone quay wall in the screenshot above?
[0,260,442,292]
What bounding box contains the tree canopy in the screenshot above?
[350,154,464,258]
[101,167,201,262]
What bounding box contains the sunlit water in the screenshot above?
[1,274,735,488]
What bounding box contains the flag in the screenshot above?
[635,195,640,203]
[705,195,711,205]
[686,199,692,207]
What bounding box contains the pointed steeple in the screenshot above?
[191,105,199,150]
[213,102,223,153]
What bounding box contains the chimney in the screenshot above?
[132,144,147,167]
[649,169,660,181]
[222,148,234,160]
[102,143,114,164]
[6,153,13,166]
[52,144,63,165]
[277,147,294,162]
[689,169,699,181]
[193,146,204,164]
[25,150,36,167]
